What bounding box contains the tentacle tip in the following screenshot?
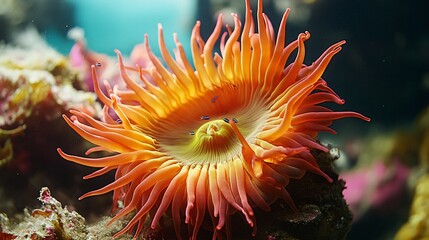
[112,233,123,239]
[304,31,311,38]
[78,192,93,201]
[70,110,81,116]
[291,205,299,213]
[321,172,334,183]
[106,220,115,227]
[254,171,263,178]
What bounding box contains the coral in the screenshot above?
[393,107,429,239]
[341,106,429,223]
[0,44,101,123]
[342,160,410,221]
[0,188,136,240]
[0,126,25,166]
[0,41,102,167]
[395,174,429,239]
[0,187,87,240]
[67,27,148,93]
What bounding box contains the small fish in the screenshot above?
[189,131,195,135]
[232,118,238,123]
[95,62,102,67]
[229,84,237,90]
[223,118,230,123]
[200,115,210,120]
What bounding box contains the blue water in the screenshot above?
[47,0,196,56]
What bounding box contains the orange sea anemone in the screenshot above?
[58,0,369,239]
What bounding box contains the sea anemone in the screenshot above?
[58,0,369,239]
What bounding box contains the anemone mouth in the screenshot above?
[153,83,270,165]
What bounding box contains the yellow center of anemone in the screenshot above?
[196,119,231,142]
[154,89,269,165]
[189,119,239,164]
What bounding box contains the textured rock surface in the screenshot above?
[251,148,353,240]
[0,148,352,240]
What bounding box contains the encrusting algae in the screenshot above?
[57,0,369,239]
[0,187,139,240]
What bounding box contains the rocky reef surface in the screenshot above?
[0,147,352,240]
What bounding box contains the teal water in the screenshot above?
[47,0,196,56]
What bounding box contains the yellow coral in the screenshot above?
[0,139,13,166]
[10,78,51,108]
[395,174,429,239]
[0,126,25,166]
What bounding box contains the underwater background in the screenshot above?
[0,0,428,239]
